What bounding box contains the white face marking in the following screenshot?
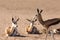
[30,23,33,27]
[52,29,57,33]
[12,23,17,27]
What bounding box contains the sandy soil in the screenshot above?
[0,0,60,40]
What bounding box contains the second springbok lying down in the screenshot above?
[5,17,20,36]
[26,17,40,34]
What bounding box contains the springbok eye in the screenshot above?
[35,19,37,21]
[35,15,37,16]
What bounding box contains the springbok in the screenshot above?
[51,28,60,34]
[36,8,60,40]
[5,16,20,37]
[26,17,40,34]
[40,28,60,35]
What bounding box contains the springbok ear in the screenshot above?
[34,19,37,22]
[16,18,19,22]
[37,8,43,14]
[26,19,31,22]
[40,10,43,13]
[12,17,14,22]
[37,8,39,13]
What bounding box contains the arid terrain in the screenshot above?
[0,0,60,40]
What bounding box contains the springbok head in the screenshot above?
[35,8,44,25]
[12,16,19,27]
[26,17,37,27]
[35,8,43,17]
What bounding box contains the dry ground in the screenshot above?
[0,0,60,40]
